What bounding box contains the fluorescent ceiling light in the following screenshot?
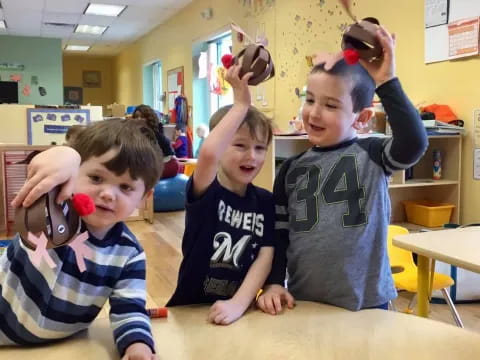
[75,24,107,35]
[84,3,126,17]
[65,45,90,51]
[0,20,6,29]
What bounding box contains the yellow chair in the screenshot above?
[387,225,464,327]
[183,161,197,177]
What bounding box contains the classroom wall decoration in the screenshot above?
[82,70,102,88]
[425,0,480,63]
[0,62,25,71]
[274,0,355,122]
[0,36,63,104]
[64,86,83,105]
[27,108,90,145]
[167,66,184,111]
[0,67,50,103]
[22,84,31,97]
[238,0,275,15]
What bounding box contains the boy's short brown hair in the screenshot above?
[209,105,273,145]
[65,125,85,144]
[70,119,163,192]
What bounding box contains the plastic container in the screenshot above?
[402,200,455,227]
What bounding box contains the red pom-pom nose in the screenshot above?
[221,54,234,69]
[72,193,96,216]
[343,49,360,65]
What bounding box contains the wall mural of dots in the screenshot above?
[239,0,276,17]
[274,0,358,127]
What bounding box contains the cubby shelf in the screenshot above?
[258,134,462,226]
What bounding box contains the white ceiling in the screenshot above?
[0,0,193,56]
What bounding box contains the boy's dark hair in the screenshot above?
[65,125,85,144]
[70,119,163,192]
[209,105,273,145]
[311,59,375,113]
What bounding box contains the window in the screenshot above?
[143,61,163,113]
[152,61,163,112]
[208,33,233,115]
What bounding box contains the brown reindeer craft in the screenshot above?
[221,44,275,86]
[15,188,96,272]
[341,17,382,64]
[338,0,382,65]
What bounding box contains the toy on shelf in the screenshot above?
[338,0,382,64]
[15,188,96,272]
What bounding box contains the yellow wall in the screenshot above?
[63,55,115,106]
[113,0,480,224]
[114,0,275,108]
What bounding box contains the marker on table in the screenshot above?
[147,307,168,318]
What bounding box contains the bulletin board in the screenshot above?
[27,108,90,145]
[167,66,184,111]
[425,0,480,63]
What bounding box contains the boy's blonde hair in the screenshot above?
[70,119,163,193]
[209,105,273,145]
[195,123,209,138]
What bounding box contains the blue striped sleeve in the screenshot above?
[109,250,155,356]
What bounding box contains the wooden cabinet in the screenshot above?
[256,134,462,231]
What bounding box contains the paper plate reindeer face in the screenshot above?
[341,18,382,62]
[15,188,93,250]
[234,44,275,86]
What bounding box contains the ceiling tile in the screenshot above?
[0,0,193,56]
[2,0,44,11]
[41,24,74,37]
[64,38,95,46]
[70,32,102,40]
[5,11,42,32]
[43,12,80,25]
[45,0,89,14]
[78,14,115,27]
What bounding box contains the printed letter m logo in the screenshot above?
[210,232,251,268]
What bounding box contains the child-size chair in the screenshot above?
[387,225,464,327]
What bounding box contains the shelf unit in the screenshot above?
[257,134,462,232]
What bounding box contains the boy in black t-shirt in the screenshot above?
[167,64,275,325]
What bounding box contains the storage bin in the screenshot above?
[402,200,455,227]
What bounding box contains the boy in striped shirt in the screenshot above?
[1,119,163,359]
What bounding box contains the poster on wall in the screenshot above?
[64,86,83,105]
[425,0,480,63]
[448,17,479,59]
[27,108,90,145]
[425,0,449,28]
[167,66,184,111]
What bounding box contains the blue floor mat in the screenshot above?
[0,240,12,255]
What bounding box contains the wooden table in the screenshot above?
[393,227,480,318]
[3,301,480,359]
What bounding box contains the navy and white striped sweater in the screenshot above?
[0,221,155,356]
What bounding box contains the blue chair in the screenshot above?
[153,174,189,212]
[126,105,137,115]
